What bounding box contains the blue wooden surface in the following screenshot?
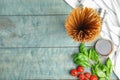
[0,48,78,79]
[0,0,72,15]
[0,0,118,80]
[0,16,97,47]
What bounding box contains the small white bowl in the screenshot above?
[95,39,113,56]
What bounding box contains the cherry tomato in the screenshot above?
[79,77,88,80]
[77,66,84,73]
[78,78,87,80]
[70,69,78,76]
[90,75,98,80]
[78,73,85,80]
[82,78,87,80]
[84,72,91,78]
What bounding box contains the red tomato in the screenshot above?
[79,77,88,80]
[84,72,91,78]
[70,69,78,76]
[82,78,87,80]
[77,66,84,73]
[90,75,98,80]
[78,73,85,80]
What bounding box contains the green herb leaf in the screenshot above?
[74,59,91,68]
[73,43,113,79]
[101,65,107,72]
[73,53,89,62]
[80,43,88,56]
[88,48,92,59]
[105,58,113,76]
[92,62,107,79]
[99,77,107,80]
[91,65,97,75]
[106,58,112,68]
[88,48,99,62]
[96,69,106,77]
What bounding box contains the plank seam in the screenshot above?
[0,14,69,16]
[0,46,92,48]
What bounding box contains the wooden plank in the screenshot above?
[0,48,117,79]
[0,48,78,80]
[0,0,72,15]
[0,16,97,47]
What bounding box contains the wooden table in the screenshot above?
[0,0,118,79]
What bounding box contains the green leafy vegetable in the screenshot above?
[106,58,112,68]
[99,77,107,80]
[96,69,106,77]
[91,65,97,75]
[101,65,107,72]
[91,58,113,79]
[73,53,90,68]
[105,58,113,76]
[73,53,89,62]
[80,43,88,56]
[75,59,91,67]
[72,43,113,80]
[88,48,99,62]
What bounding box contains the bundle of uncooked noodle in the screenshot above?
[65,7,102,42]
